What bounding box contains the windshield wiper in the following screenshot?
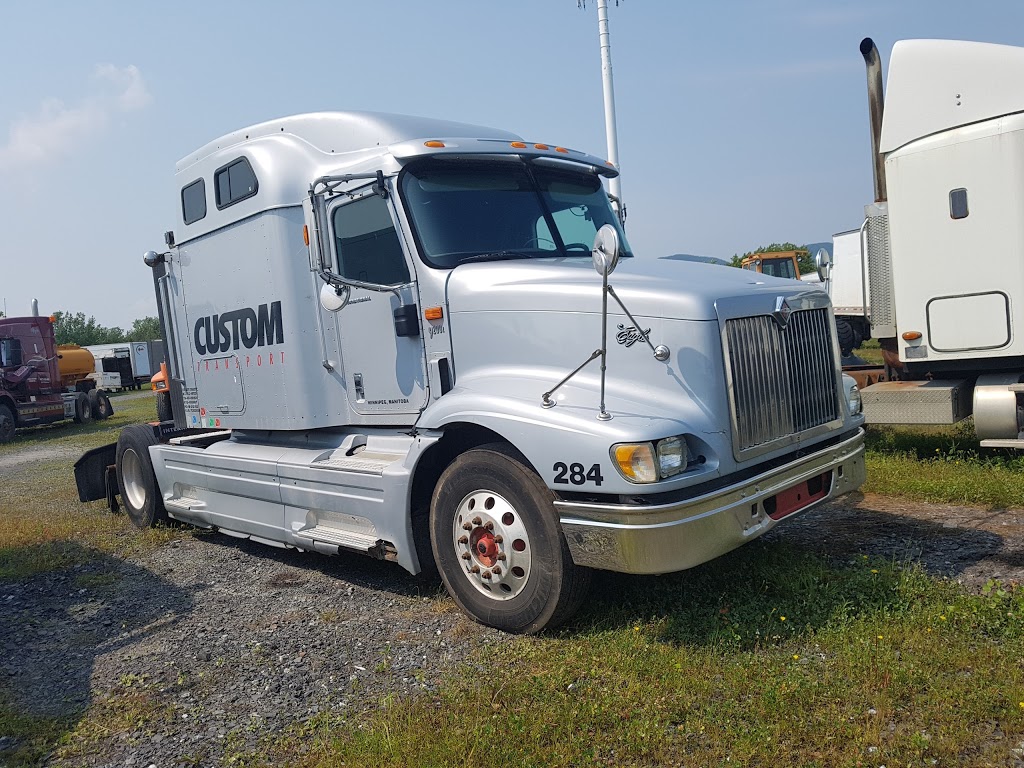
[458,250,537,264]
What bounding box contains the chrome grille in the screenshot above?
[725,308,840,454]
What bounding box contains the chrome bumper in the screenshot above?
[556,429,865,574]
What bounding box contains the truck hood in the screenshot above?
[444,257,817,321]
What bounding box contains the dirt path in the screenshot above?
[777,492,1024,589]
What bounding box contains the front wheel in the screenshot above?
[430,444,590,634]
[115,425,169,529]
[89,389,113,420]
[0,404,15,443]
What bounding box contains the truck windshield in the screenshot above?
[399,159,632,268]
[761,257,798,280]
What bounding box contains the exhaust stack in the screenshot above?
[860,37,887,202]
[31,298,39,317]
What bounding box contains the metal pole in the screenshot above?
[596,0,623,215]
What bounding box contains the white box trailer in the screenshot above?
[853,38,1024,442]
[75,111,865,632]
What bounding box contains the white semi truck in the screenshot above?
[75,112,865,632]
[833,38,1024,443]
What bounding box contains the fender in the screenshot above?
[417,370,725,496]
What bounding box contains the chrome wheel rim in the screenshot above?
[121,448,148,511]
[452,490,532,600]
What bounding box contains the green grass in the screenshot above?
[864,420,1024,507]
[246,549,1024,767]
[2,386,1024,766]
[856,337,885,366]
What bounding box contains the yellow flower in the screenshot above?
[940,615,947,621]
[793,654,799,660]
[780,616,786,622]
[633,625,640,632]
[871,569,879,574]
[877,635,883,640]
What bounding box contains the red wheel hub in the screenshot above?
[470,528,499,567]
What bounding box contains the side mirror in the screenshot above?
[592,224,621,277]
[319,282,350,312]
[815,248,832,282]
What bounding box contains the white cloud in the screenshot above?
[93,63,152,112]
[0,64,151,172]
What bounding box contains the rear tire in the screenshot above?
[836,318,857,357]
[115,425,168,529]
[156,391,173,423]
[73,392,93,424]
[430,443,590,634]
[0,404,15,443]
[89,389,113,420]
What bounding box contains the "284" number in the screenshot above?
[553,462,604,487]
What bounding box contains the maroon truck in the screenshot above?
[0,314,113,443]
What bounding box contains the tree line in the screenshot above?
[50,312,162,346]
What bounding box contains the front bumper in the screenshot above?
[556,428,865,574]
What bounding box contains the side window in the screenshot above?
[214,158,258,209]
[0,338,22,368]
[181,178,206,224]
[949,188,969,220]
[332,194,410,286]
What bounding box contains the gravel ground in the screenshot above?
[2,491,1023,766]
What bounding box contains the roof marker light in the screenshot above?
[424,140,446,148]
[554,147,569,153]
[534,143,549,150]
[510,141,527,148]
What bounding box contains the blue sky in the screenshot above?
[1,0,1021,328]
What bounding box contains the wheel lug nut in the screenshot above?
[497,553,506,561]
[484,521,494,530]
[469,565,480,574]
[458,535,468,544]
[482,570,492,580]
[462,522,473,531]
[461,552,471,560]
[472,516,482,526]
[492,566,502,575]
[494,535,503,543]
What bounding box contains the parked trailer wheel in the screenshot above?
[430,443,590,634]
[73,392,93,424]
[115,425,169,529]
[89,389,113,420]
[0,404,15,443]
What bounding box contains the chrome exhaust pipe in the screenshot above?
[31,298,39,317]
[860,37,887,202]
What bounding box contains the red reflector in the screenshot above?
[765,472,831,520]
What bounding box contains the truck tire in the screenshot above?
[115,425,169,529]
[0,404,15,443]
[89,389,113,420]
[430,443,590,634]
[73,392,93,424]
[156,391,173,423]
[836,318,858,357]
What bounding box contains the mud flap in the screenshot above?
[74,442,118,508]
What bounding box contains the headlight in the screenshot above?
[656,436,687,478]
[842,374,862,415]
[612,436,689,483]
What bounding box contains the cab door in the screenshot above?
[326,189,428,416]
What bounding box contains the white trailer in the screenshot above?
[75,111,865,632]
[854,38,1024,444]
[815,228,870,357]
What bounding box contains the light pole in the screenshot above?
[584,0,625,222]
